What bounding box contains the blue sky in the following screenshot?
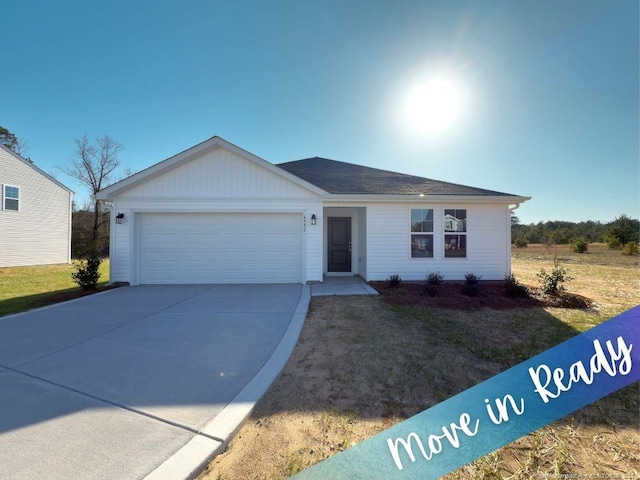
[2,0,638,224]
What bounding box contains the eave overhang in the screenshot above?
[321,193,531,206]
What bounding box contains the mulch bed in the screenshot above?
[370,281,592,310]
[32,285,117,310]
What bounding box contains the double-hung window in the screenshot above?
[3,185,19,211]
[411,208,433,258]
[444,209,466,257]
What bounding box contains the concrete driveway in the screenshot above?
[0,284,309,480]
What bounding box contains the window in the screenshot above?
[444,209,466,258]
[411,208,433,258]
[3,185,19,211]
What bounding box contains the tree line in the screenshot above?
[512,214,639,248]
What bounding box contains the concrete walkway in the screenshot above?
[311,275,379,296]
[0,284,310,480]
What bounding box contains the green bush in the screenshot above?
[536,257,572,296]
[622,241,639,256]
[504,273,529,298]
[604,235,622,249]
[461,273,481,297]
[386,273,402,288]
[514,237,529,248]
[423,271,443,296]
[604,214,639,249]
[571,237,589,253]
[72,253,102,290]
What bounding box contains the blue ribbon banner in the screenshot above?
[291,305,639,480]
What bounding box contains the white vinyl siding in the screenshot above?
[106,144,323,285]
[137,213,302,284]
[0,148,72,267]
[123,146,314,199]
[367,203,510,281]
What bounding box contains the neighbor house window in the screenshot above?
[411,208,433,258]
[444,209,466,258]
[3,185,19,211]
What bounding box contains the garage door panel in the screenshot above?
[137,213,302,284]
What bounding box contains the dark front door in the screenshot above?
[328,217,352,272]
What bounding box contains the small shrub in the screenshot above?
[622,241,639,256]
[462,273,482,297]
[571,237,589,253]
[386,273,402,288]
[504,273,529,298]
[72,253,102,290]
[423,271,443,296]
[514,237,529,248]
[605,235,622,250]
[537,257,572,296]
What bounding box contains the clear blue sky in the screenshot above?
[2,0,638,224]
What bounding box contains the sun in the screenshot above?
[402,76,463,136]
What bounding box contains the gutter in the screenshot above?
[323,194,532,205]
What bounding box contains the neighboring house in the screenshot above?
[96,136,530,285]
[0,144,73,267]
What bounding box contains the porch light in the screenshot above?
[311,214,317,225]
[115,213,125,224]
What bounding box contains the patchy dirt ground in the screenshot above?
[199,245,640,480]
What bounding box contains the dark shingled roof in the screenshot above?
[278,157,514,196]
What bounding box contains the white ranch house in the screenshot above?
[0,144,73,267]
[97,136,530,285]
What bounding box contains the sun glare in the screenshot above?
[402,76,463,136]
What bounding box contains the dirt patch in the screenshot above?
[199,246,638,479]
[371,281,592,310]
[200,296,418,479]
[199,296,638,479]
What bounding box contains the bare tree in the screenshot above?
[1,125,31,159]
[59,135,123,251]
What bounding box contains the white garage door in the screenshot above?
[137,213,303,284]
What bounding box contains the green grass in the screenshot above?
[0,260,110,317]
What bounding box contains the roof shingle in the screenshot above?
[277,157,514,196]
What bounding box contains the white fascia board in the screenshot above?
[322,194,532,205]
[96,136,328,200]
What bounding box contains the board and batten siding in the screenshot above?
[123,146,314,199]
[108,146,323,284]
[366,203,511,281]
[0,147,72,267]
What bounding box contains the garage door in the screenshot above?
[137,213,303,284]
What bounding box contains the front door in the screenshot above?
[328,217,352,272]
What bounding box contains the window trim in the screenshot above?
[3,184,20,211]
[444,209,467,258]
[410,207,434,259]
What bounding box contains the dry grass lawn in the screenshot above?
[199,243,639,480]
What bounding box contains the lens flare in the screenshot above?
[402,76,463,136]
